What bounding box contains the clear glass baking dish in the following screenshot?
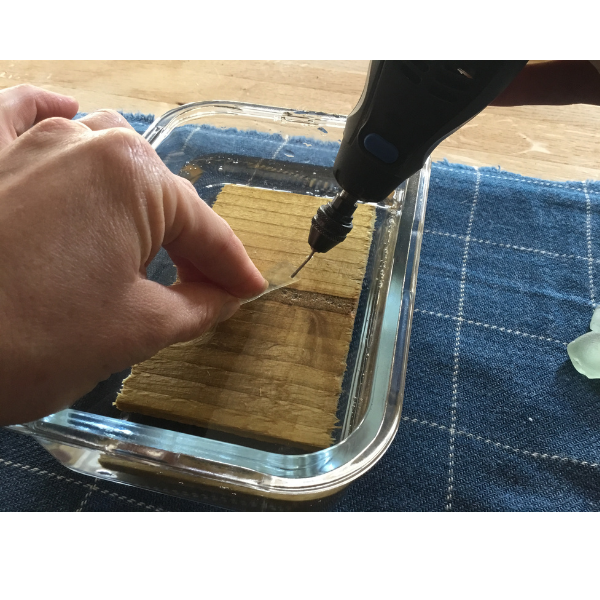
[7,101,430,510]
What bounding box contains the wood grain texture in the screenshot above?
[1,60,599,181]
[115,186,375,449]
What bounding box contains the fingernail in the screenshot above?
[218,299,241,323]
[262,277,270,291]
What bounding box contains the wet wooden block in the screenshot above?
[116,185,375,450]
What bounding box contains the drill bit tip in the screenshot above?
[291,250,315,278]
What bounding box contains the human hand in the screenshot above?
[0,84,267,425]
[492,60,600,106]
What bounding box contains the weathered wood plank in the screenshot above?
[116,185,375,449]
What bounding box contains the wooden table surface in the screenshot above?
[1,60,599,182]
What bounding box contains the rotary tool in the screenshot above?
[292,60,528,276]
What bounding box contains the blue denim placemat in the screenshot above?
[2,113,600,512]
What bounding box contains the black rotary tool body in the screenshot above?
[305,60,528,257]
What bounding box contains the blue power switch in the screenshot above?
[363,133,399,164]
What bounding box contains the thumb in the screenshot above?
[131,279,241,353]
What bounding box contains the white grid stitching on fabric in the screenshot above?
[76,479,97,512]
[0,457,164,511]
[270,137,290,161]
[419,163,600,508]
[434,165,600,195]
[414,309,568,346]
[402,416,600,469]
[446,169,481,512]
[424,228,600,264]
[584,182,597,307]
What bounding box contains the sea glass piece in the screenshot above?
[590,306,600,332]
[241,262,297,305]
[567,331,600,379]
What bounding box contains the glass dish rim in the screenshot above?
[7,101,430,496]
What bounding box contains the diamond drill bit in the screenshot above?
[291,250,315,278]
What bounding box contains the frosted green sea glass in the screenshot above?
[567,331,600,379]
[590,306,600,332]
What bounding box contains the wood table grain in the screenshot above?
[1,60,599,182]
